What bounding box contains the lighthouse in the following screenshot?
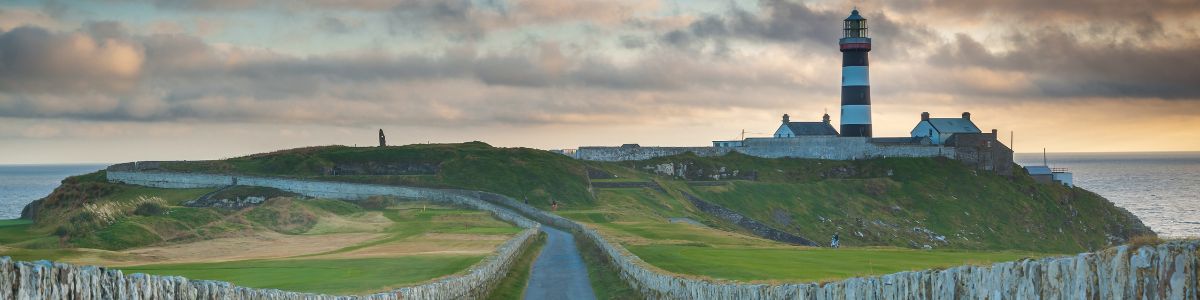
[839,8,872,137]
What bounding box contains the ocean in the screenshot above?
[1015,152,1200,238]
[0,153,1197,237]
[0,164,108,220]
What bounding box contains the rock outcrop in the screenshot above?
[682,192,819,247]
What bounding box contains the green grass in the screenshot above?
[578,234,642,299]
[120,255,485,295]
[303,204,520,257]
[74,220,163,250]
[0,219,41,245]
[160,143,596,209]
[486,232,547,300]
[628,245,1052,282]
[300,199,365,216]
[561,161,1075,284]
[0,219,32,226]
[149,143,1147,253]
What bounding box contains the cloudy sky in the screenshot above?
[2,0,1199,164]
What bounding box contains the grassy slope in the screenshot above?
[121,255,483,295]
[619,153,1151,253]
[558,182,1061,283]
[156,143,1148,252]
[161,142,593,209]
[628,245,1043,283]
[112,203,521,295]
[8,143,1153,288]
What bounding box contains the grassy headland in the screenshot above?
[6,142,1155,290]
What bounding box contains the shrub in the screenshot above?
[134,202,168,216]
[53,225,72,237]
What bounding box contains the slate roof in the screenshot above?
[784,122,839,136]
[927,118,982,134]
[1024,166,1053,175]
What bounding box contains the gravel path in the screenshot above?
[523,226,596,300]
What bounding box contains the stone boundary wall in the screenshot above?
[469,190,1199,299]
[575,137,953,162]
[0,171,542,300]
[575,146,731,161]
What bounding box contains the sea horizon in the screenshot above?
[2,151,1197,238]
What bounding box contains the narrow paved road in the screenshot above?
[523,226,596,300]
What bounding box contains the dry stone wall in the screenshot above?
[0,170,541,300]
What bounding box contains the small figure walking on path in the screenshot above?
[551,200,559,212]
[831,233,840,248]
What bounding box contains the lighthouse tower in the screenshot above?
[839,9,872,137]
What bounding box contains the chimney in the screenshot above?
[782,114,790,123]
[962,112,971,120]
[822,113,831,123]
[921,112,930,121]
[991,129,998,137]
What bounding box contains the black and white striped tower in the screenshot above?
[839,8,872,137]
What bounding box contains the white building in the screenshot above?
[773,113,839,138]
[911,112,982,145]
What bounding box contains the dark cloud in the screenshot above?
[143,0,259,10]
[4,0,1199,130]
[618,35,646,49]
[315,16,361,34]
[659,0,936,58]
[0,22,811,125]
[0,25,143,94]
[84,21,130,40]
[386,0,484,38]
[932,30,1200,99]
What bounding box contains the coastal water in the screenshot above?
[1016,152,1200,238]
[0,164,107,219]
